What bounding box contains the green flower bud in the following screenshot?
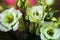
[51,17,57,21]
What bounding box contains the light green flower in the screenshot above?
[0,7,22,32]
[45,0,54,6]
[26,6,47,23]
[40,22,60,40]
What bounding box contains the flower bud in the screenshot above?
[46,0,54,6]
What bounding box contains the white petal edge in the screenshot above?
[13,21,19,31]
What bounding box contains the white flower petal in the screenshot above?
[13,22,19,31]
[0,24,11,32]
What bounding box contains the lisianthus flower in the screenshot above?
[26,6,47,23]
[45,0,54,6]
[0,7,22,32]
[39,0,54,6]
[40,22,60,40]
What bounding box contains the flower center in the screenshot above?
[33,12,39,16]
[47,29,54,36]
[4,13,14,23]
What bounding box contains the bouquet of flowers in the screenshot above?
[0,0,60,40]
